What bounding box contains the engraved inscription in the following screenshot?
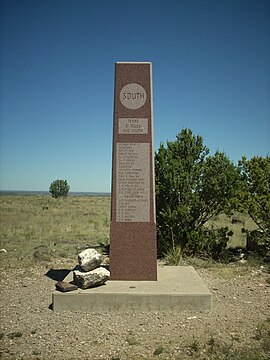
[116,143,150,222]
[118,118,148,134]
[120,83,147,110]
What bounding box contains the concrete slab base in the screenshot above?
[52,266,212,312]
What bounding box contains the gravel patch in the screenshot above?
[0,265,269,359]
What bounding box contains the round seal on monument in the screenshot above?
[120,83,147,110]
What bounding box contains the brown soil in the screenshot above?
[0,263,269,360]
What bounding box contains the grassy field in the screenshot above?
[0,195,258,269]
[0,195,110,268]
[206,212,258,248]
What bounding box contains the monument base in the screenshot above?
[110,222,157,280]
[52,266,212,312]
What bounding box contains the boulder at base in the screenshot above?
[78,248,102,271]
[73,267,110,289]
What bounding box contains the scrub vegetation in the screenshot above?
[0,195,110,269]
[155,128,269,262]
[0,194,266,271]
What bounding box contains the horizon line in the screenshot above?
[0,190,111,194]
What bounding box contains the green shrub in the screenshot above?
[246,229,270,257]
[49,179,70,198]
[236,156,270,253]
[185,227,233,260]
[155,128,239,258]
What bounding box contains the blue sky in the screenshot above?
[0,0,269,192]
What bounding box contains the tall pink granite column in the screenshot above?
[109,62,157,281]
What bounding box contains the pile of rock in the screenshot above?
[55,248,110,292]
[73,248,110,289]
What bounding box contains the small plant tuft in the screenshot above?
[8,331,23,339]
[32,350,41,355]
[33,245,51,261]
[153,346,164,356]
[207,334,216,354]
[255,318,270,351]
[188,335,200,353]
[164,245,182,265]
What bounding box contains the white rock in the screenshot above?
[73,267,110,289]
[78,248,102,271]
[239,259,247,264]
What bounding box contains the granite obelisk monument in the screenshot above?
[109,62,157,281]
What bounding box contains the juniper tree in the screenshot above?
[155,128,239,257]
[49,179,70,198]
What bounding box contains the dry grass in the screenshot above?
[0,195,259,270]
[0,195,110,268]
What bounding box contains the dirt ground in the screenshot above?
[0,262,269,360]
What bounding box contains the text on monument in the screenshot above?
[116,143,150,222]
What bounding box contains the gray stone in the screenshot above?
[73,267,110,289]
[55,281,78,292]
[78,248,102,271]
